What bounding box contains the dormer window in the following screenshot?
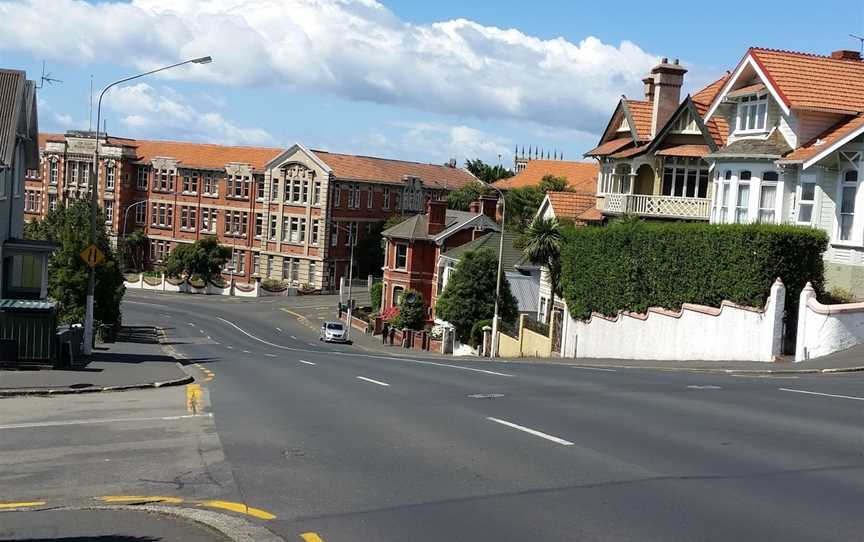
[617,117,630,132]
[735,93,768,133]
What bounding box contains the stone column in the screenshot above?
[796,282,816,362]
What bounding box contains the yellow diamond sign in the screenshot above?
[80,244,105,268]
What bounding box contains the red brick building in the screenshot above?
[27,131,476,290]
[381,196,500,318]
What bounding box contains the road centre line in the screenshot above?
[486,417,574,446]
[265,353,277,357]
[301,533,326,542]
[779,388,864,401]
[357,376,390,387]
[216,317,514,377]
[299,359,316,365]
[276,327,282,332]
[0,413,212,431]
[571,366,617,372]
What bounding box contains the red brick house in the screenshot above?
[381,196,500,318]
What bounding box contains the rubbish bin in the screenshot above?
[0,299,57,365]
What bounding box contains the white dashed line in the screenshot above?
[265,353,277,358]
[291,336,298,340]
[276,327,283,332]
[299,359,316,365]
[779,388,864,401]
[571,366,617,372]
[486,417,574,446]
[242,350,252,354]
[356,376,389,387]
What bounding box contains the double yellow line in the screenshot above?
[193,362,215,382]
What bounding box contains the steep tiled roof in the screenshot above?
[750,48,864,113]
[313,150,476,190]
[692,73,732,107]
[134,139,283,171]
[624,100,653,140]
[692,74,733,147]
[610,143,650,159]
[707,130,792,159]
[584,138,632,157]
[441,231,525,273]
[780,115,864,164]
[493,159,598,192]
[546,191,603,224]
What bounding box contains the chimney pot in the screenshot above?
[831,49,862,61]
[661,57,668,64]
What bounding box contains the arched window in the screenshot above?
[392,286,404,308]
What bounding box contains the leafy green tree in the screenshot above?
[391,289,427,330]
[356,221,385,278]
[24,200,125,326]
[447,183,491,211]
[538,174,569,193]
[121,229,148,272]
[370,281,384,313]
[521,216,562,323]
[504,186,545,230]
[163,236,231,283]
[435,248,518,342]
[465,158,515,184]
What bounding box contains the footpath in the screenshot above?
[0,326,191,396]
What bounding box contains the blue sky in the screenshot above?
[1,0,862,168]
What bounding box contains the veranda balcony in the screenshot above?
[601,193,711,220]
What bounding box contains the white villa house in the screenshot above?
[703,47,864,296]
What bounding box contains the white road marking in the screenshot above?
[779,388,864,401]
[299,359,316,365]
[571,366,617,372]
[276,327,283,332]
[687,385,723,390]
[265,353,277,358]
[291,335,298,340]
[486,417,574,446]
[226,345,234,350]
[199,329,205,334]
[216,317,514,377]
[0,413,212,431]
[357,376,389,387]
[242,350,252,354]
[188,323,195,326]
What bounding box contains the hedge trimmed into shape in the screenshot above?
[560,220,828,323]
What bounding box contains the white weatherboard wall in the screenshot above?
[562,280,785,362]
[796,283,864,361]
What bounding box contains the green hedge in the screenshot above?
[560,221,828,325]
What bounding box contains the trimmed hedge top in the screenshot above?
[560,220,828,321]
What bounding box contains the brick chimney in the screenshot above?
[427,199,448,235]
[831,49,862,61]
[477,195,499,221]
[642,75,655,102]
[650,58,687,138]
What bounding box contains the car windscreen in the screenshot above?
[326,323,344,330]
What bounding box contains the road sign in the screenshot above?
[80,244,105,268]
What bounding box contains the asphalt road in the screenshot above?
[6,288,864,541]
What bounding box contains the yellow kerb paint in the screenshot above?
[197,499,276,520]
[300,533,326,542]
[0,501,46,509]
[98,496,184,504]
[186,384,202,413]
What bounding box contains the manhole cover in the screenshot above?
[467,393,505,399]
[686,385,722,390]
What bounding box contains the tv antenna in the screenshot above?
[850,34,864,55]
[35,61,62,89]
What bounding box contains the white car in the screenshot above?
[320,321,349,343]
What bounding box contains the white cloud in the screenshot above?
[0,0,662,132]
[105,83,274,145]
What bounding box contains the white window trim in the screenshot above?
[795,180,817,226]
[834,168,862,246]
[734,92,769,135]
[394,243,408,270]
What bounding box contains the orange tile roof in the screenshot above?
[493,159,599,192]
[311,150,476,190]
[547,191,603,224]
[692,74,732,147]
[692,73,732,107]
[39,133,475,188]
[584,137,632,157]
[655,144,712,157]
[750,48,864,113]
[610,143,650,159]
[624,100,653,140]
[781,115,864,163]
[133,139,283,171]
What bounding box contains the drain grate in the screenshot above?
[467,393,506,399]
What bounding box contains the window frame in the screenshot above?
[734,171,752,224]
[837,169,859,244]
[394,243,408,270]
[796,180,817,225]
[735,92,769,134]
[757,171,779,224]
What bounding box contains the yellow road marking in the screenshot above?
[0,501,46,509]
[186,384,202,413]
[280,308,307,321]
[197,499,276,520]
[99,496,184,504]
[301,533,325,542]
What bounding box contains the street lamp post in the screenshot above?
[83,56,212,355]
[330,221,356,341]
[475,180,506,358]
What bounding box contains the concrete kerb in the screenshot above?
[1,504,284,542]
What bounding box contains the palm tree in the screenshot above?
[522,216,562,323]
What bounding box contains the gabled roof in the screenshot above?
[0,69,38,169]
[441,231,525,273]
[381,209,499,243]
[624,100,653,141]
[706,129,792,159]
[493,159,598,192]
[584,137,633,157]
[643,98,720,157]
[778,115,864,167]
[545,191,603,224]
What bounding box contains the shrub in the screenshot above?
[370,281,384,313]
[821,286,856,304]
[261,278,287,292]
[390,289,426,330]
[469,319,492,347]
[560,221,828,349]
